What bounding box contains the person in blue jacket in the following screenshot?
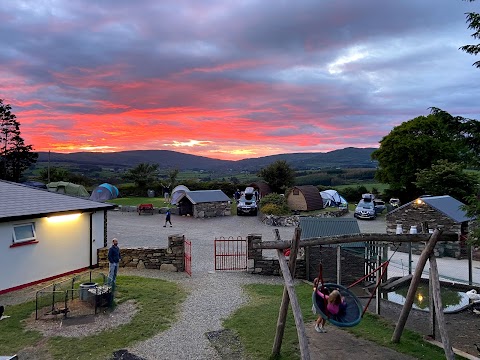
[163,209,172,227]
[108,238,121,284]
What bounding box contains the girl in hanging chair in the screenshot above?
[313,278,346,333]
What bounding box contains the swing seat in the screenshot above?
[312,283,363,328]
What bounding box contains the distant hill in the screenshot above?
[37,147,377,171]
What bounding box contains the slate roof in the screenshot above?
[179,190,230,204]
[421,195,475,223]
[291,185,323,211]
[299,217,363,247]
[387,195,475,223]
[0,180,116,223]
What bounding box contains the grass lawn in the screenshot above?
[0,275,186,360]
[108,197,171,208]
[224,283,450,360]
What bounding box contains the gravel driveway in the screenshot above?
[106,210,388,360]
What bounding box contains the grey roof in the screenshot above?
[421,195,475,223]
[181,190,230,204]
[299,217,362,247]
[0,180,115,222]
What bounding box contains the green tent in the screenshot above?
[47,181,90,198]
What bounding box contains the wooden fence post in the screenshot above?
[272,228,309,358]
[391,229,442,343]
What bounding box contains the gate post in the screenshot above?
[247,234,263,273]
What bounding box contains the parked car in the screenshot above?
[354,200,376,220]
[373,199,386,214]
[237,187,258,216]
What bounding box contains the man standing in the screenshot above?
[108,238,121,285]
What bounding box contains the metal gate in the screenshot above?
[185,239,192,276]
[214,237,247,271]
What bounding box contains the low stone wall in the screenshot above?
[193,202,231,218]
[261,208,349,227]
[247,234,306,279]
[98,234,185,272]
[391,239,462,258]
[116,206,178,215]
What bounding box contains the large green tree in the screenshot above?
[460,0,480,68]
[371,111,465,198]
[258,160,295,193]
[0,100,38,182]
[123,163,159,189]
[415,160,479,202]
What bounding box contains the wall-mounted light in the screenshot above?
[47,213,81,223]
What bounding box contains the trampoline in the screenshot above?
[312,283,363,328]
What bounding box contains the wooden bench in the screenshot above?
[137,203,154,215]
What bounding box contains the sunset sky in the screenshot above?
[1,1,479,160]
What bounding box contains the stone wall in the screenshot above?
[306,246,364,285]
[193,201,231,218]
[386,202,467,259]
[261,208,349,227]
[98,234,185,272]
[247,234,306,279]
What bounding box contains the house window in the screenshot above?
[13,223,37,244]
[293,189,299,195]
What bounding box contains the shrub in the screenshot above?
[259,193,288,207]
[259,193,290,215]
[260,203,290,215]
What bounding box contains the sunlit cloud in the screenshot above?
[0,0,478,161]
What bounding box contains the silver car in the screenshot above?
[354,200,376,220]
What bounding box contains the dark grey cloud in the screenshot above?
[0,0,478,157]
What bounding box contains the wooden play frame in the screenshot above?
[253,228,459,360]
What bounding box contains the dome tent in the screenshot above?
[320,189,348,208]
[170,185,190,205]
[89,183,119,202]
[47,181,90,198]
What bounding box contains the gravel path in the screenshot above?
[106,211,388,360]
[107,211,296,359]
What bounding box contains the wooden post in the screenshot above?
[336,245,341,285]
[376,255,381,315]
[429,271,436,340]
[429,254,455,360]
[391,229,442,343]
[272,228,306,358]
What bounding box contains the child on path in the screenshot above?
[163,208,172,227]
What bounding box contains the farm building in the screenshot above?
[286,185,323,211]
[386,195,475,259]
[175,190,231,218]
[0,180,115,294]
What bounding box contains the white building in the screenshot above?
[0,180,115,294]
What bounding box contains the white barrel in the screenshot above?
[396,224,403,234]
[409,225,417,234]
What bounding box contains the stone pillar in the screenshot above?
[168,234,185,272]
[247,234,263,273]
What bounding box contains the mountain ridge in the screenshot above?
[36,147,378,171]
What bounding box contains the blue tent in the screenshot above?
[89,183,119,202]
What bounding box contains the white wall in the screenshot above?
[0,211,106,293]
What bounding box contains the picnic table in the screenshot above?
[137,203,154,215]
